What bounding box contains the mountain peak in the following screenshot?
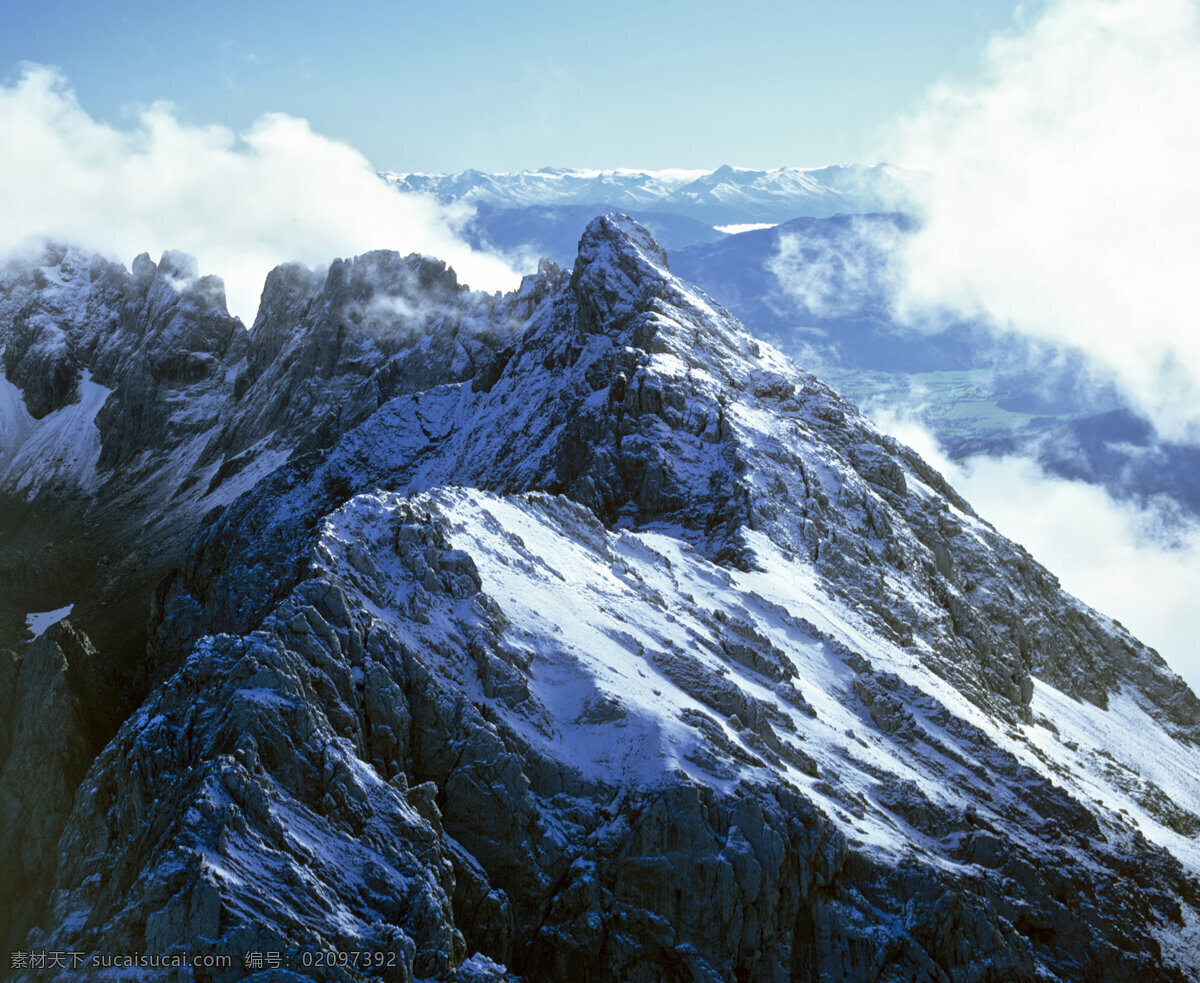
[5,221,1200,981]
[569,213,672,340]
[156,249,198,281]
[573,213,669,282]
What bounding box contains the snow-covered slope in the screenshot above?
[4,218,1200,981]
[0,369,110,493]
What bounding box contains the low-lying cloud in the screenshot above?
[872,407,1200,693]
[888,0,1200,443]
[767,216,906,319]
[0,64,527,323]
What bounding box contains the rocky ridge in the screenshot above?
[2,218,1200,980]
[0,243,516,714]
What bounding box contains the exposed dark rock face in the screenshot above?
[0,244,246,702]
[219,250,512,464]
[0,623,106,955]
[4,219,1200,981]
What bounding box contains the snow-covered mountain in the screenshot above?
[2,218,1200,981]
[382,164,912,225]
[385,166,1199,530]
[667,214,1200,524]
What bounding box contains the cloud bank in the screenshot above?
[767,216,906,319]
[872,407,1200,693]
[888,0,1200,443]
[0,64,527,323]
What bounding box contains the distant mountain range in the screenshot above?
[381,164,913,225]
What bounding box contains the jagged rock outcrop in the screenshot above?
[0,622,106,955]
[0,244,517,710]
[5,219,1200,981]
[149,217,1199,735]
[216,250,515,466]
[0,245,246,688]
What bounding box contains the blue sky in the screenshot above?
[2,0,1020,171]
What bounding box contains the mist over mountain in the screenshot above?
[2,216,1200,980]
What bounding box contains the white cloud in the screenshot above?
[887,0,1200,443]
[767,216,906,318]
[0,64,528,322]
[870,406,1200,694]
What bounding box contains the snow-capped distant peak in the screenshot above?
[380,163,913,224]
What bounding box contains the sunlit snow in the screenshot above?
[713,223,777,234]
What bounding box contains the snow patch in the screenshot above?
[0,370,112,495]
[25,604,73,639]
